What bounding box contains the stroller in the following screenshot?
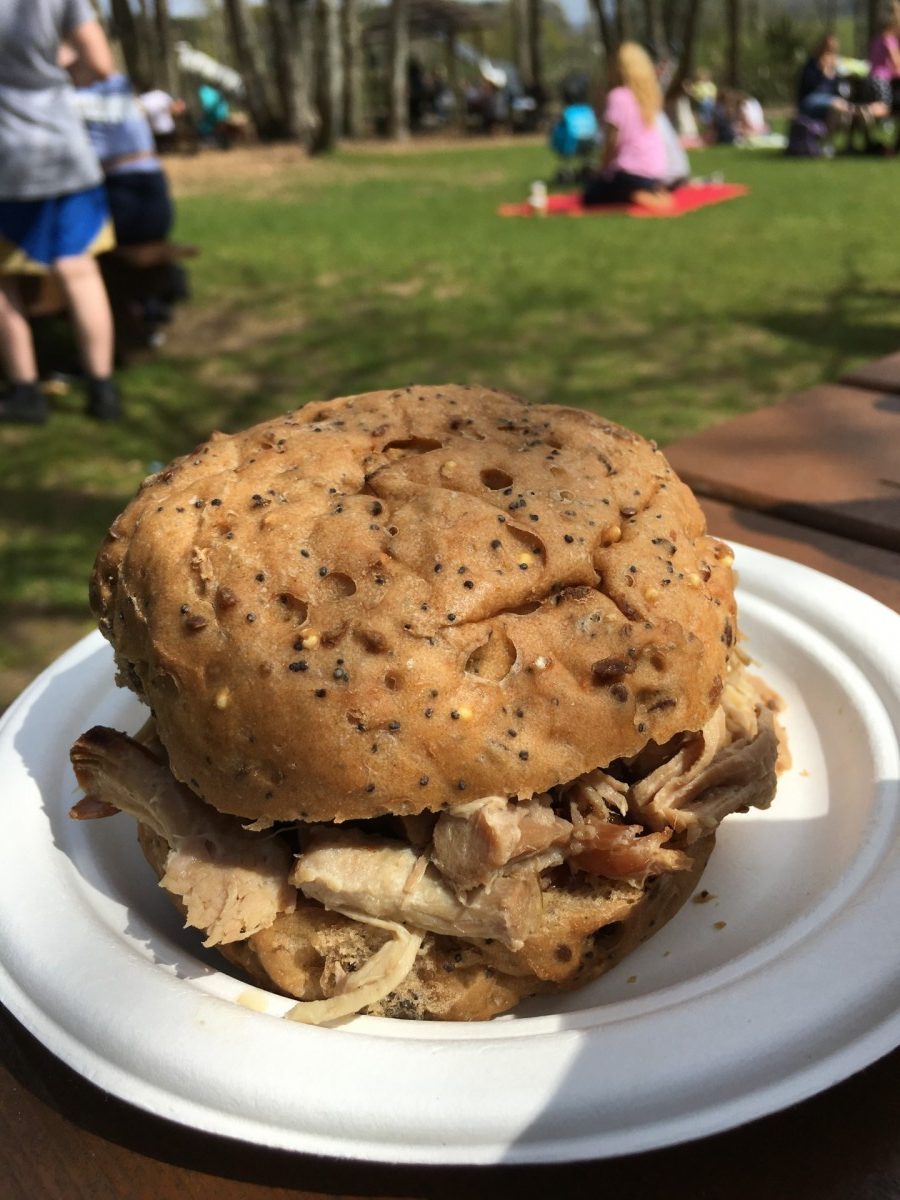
[549,72,599,185]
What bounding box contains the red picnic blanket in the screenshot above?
[498,182,748,219]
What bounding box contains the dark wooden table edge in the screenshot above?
[677,479,900,555]
[3,1000,899,1200]
[839,364,900,393]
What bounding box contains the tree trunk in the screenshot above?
[314,0,343,151]
[666,0,704,101]
[590,0,618,65]
[269,0,303,139]
[445,29,462,130]
[293,0,319,147]
[726,0,740,88]
[224,0,276,136]
[641,0,667,57]
[153,0,176,94]
[526,0,544,93]
[511,0,530,85]
[867,0,880,45]
[615,0,630,44]
[133,0,158,83]
[388,0,409,140]
[661,0,677,51]
[341,0,363,138]
[109,0,143,82]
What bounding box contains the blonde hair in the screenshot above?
[614,42,662,126]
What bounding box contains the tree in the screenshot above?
[593,0,708,72]
[527,0,545,95]
[641,0,666,56]
[387,0,409,140]
[726,0,740,87]
[269,0,303,139]
[314,0,343,151]
[224,0,276,136]
[511,0,530,86]
[867,0,880,46]
[293,0,319,147]
[591,0,616,63]
[134,0,157,81]
[664,0,705,100]
[341,0,364,138]
[108,0,143,82]
[153,0,176,93]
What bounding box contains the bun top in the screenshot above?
[92,386,737,823]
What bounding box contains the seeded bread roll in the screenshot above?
[91,385,737,824]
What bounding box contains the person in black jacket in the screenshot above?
[797,33,852,127]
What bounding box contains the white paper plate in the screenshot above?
[0,544,898,1165]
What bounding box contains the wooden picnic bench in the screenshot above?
[665,383,900,554]
[839,349,900,394]
[20,240,199,360]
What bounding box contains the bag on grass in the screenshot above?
[785,114,828,157]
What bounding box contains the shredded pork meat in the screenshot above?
[630,681,778,842]
[568,823,692,881]
[431,794,571,891]
[70,726,297,945]
[69,665,780,1018]
[292,827,543,950]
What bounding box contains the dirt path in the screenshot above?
[165,133,542,196]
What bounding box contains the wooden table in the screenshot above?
[840,350,900,394]
[665,384,900,552]
[697,497,900,612]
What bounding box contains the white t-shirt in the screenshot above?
[140,89,176,136]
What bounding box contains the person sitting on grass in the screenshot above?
[797,33,853,132]
[867,16,900,113]
[582,43,672,213]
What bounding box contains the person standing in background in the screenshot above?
[0,0,122,423]
[139,83,183,153]
[67,56,175,248]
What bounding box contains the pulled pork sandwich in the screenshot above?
[70,386,779,1022]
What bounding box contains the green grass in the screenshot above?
[3,137,900,701]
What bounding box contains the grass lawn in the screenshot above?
[2,135,899,706]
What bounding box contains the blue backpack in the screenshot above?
[550,104,599,158]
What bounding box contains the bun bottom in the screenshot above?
[139,825,714,1021]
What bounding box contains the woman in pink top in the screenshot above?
[583,42,671,212]
[868,17,900,109]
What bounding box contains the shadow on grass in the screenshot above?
[753,253,900,384]
[5,237,900,699]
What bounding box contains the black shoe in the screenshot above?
[0,381,49,424]
[86,377,122,421]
